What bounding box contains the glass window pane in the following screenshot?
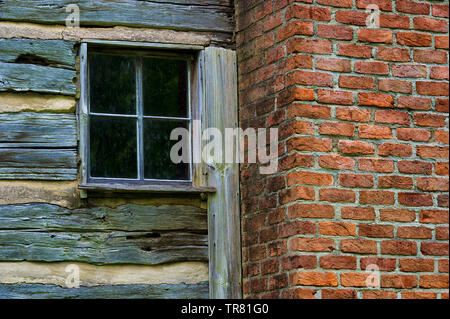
[89,53,136,115]
[143,58,188,118]
[144,120,190,180]
[90,116,137,179]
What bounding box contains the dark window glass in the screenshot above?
[89,53,136,115]
[89,116,137,179]
[143,120,189,180]
[143,58,188,118]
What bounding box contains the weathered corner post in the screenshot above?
[204,47,242,299]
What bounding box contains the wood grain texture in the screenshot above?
[0,112,77,148]
[204,47,241,298]
[0,62,76,95]
[0,39,77,69]
[0,0,234,33]
[0,148,77,180]
[0,282,209,299]
[0,204,208,265]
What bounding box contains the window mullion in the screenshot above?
[137,56,145,181]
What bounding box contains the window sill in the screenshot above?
[78,183,216,194]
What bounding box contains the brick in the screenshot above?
[360,257,396,271]
[358,92,394,108]
[338,43,372,58]
[380,14,410,29]
[276,21,314,42]
[317,89,354,105]
[400,259,435,273]
[380,209,416,222]
[319,221,357,236]
[436,227,449,241]
[279,186,315,204]
[359,158,394,173]
[399,193,433,207]
[414,17,448,33]
[316,58,352,72]
[435,131,449,144]
[378,176,413,189]
[339,173,374,188]
[397,128,431,142]
[398,226,433,239]
[417,82,449,96]
[287,136,332,152]
[291,271,338,287]
[339,75,374,90]
[436,36,449,50]
[359,124,392,139]
[335,10,368,26]
[336,107,371,122]
[320,256,357,270]
[279,220,315,238]
[414,49,447,64]
[398,96,431,110]
[290,238,335,252]
[402,291,437,299]
[319,155,355,170]
[287,171,333,186]
[376,47,410,62]
[287,38,332,54]
[398,160,432,174]
[360,190,395,205]
[418,177,449,192]
[287,103,331,119]
[288,203,335,219]
[282,288,317,299]
[421,242,449,256]
[375,110,410,125]
[397,32,432,47]
[420,275,449,289]
[417,146,449,159]
[396,0,430,15]
[319,122,355,137]
[250,277,267,293]
[433,4,449,18]
[319,188,356,203]
[378,143,412,157]
[431,66,450,80]
[356,0,392,11]
[281,255,317,271]
[436,162,449,176]
[392,64,427,78]
[338,140,375,155]
[287,70,333,87]
[381,241,417,255]
[322,289,356,299]
[419,209,449,224]
[317,0,352,7]
[438,194,449,208]
[341,206,376,220]
[317,24,353,40]
[378,79,412,94]
[249,245,266,261]
[358,29,393,43]
[341,239,377,254]
[279,120,314,139]
[439,259,449,273]
[286,5,331,21]
[355,61,389,75]
[363,291,397,299]
[261,258,279,275]
[340,273,370,287]
[279,153,315,171]
[359,224,394,238]
[381,275,417,289]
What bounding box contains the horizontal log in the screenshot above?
[0,282,209,299]
[0,39,76,69]
[0,62,76,95]
[0,112,77,148]
[0,203,207,232]
[0,93,76,113]
[0,204,207,265]
[0,0,234,33]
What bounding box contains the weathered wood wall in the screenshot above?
[0,0,237,299]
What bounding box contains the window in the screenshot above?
[79,41,204,190]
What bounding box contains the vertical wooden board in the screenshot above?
[0,39,77,69]
[0,0,234,33]
[0,62,76,95]
[0,113,77,148]
[204,47,241,299]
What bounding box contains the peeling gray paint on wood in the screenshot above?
[0,113,77,148]
[0,62,76,95]
[0,149,77,180]
[0,0,234,33]
[0,204,208,265]
[0,39,77,69]
[0,282,209,299]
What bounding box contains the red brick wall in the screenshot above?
[236,0,449,299]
